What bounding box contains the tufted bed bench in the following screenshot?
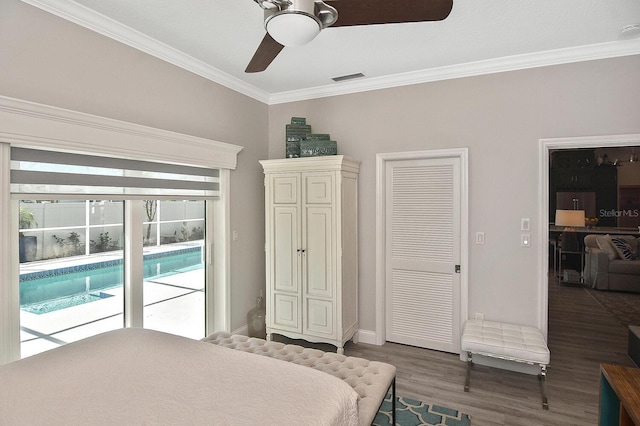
[202,332,396,426]
[461,319,550,409]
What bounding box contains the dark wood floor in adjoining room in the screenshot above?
[342,276,635,426]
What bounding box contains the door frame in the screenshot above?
[375,148,469,350]
[537,133,640,336]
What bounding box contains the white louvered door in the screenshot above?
[385,157,461,353]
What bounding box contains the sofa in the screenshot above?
[584,234,640,292]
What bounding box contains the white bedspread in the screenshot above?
[0,328,359,425]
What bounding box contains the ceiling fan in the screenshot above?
[246,0,454,73]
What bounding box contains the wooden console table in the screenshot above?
[600,363,640,425]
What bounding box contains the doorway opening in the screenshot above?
[538,134,640,336]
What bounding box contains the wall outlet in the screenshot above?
[475,313,484,320]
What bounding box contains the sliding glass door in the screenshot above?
[18,199,206,357]
[142,200,205,339]
[19,200,125,357]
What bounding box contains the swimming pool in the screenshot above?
[20,247,203,314]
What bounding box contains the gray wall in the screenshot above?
[268,55,640,334]
[0,0,269,332]
[3,0,640,339]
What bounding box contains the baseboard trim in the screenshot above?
[355,329,379,346]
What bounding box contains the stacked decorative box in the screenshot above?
[301,133,337,157]
[285,117,310,158]
[285,117,337,158]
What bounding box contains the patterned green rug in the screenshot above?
[374,394,471,426]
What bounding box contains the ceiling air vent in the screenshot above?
[331,73,365,82]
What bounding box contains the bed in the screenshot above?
[0,328,359,425]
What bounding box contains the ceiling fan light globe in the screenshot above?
[266,13,321,47]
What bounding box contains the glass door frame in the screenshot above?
[2,190,227,363]
[126,198,217,335]
[6,196,222,360]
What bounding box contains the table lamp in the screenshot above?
[555,209,585,251]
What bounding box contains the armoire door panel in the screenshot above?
[304,206,333,298]
[273,293,300,331]
[305,175,333,204]
[305,298,334,335]
[273,175,298,204]
[273,206,299,293]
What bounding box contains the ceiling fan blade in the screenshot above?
[245,33,285,73]
[328,0,453,27]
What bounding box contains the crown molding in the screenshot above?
[268,39,640,104]
[20,0,271,104]
[21,0,640,106]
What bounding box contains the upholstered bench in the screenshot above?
[202,332,396,426]
[461,319,550,409]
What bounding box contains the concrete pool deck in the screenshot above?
[19,242,205,358]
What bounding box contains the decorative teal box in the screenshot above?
[305,133,331,141]
[300,140,337,157]
[285,123,311,158]
[285,124,311,137]
[286,140,301,158]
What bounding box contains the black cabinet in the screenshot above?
[618,186,640,228]
[555,191,595,217]
[592,165,618,226]
[550,150,618,226]
[551,149,595,190]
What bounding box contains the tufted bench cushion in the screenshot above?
[461,320,550,365]
[461,319,550,409]
[202,332,396,426]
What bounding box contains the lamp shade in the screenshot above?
[555,209,585,227]
[266,13,321,47]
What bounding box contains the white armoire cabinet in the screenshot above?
[259,156,360,353]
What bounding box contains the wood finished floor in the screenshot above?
[338,276,635,425]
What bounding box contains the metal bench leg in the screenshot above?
[391,376,396,425]
[539,364,549,410]
[376,378,397,425]
[464,351,472,392]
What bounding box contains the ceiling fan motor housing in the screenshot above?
[262,0,338,47]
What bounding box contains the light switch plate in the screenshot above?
[475,232,485,245]
[521,233,531,247]
[521,218,530,231]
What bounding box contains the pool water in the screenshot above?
[20,249,203,315]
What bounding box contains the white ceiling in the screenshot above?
[22,0,640,104]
